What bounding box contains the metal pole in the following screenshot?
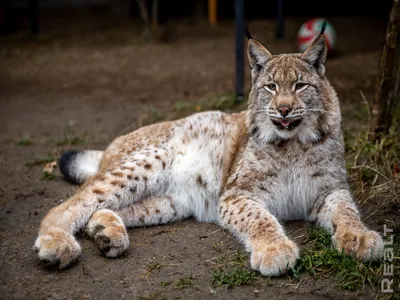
[208,0,217,25]
[235,0,244,102]
[276,0,284,39]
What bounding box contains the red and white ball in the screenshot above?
[297,18,336,52]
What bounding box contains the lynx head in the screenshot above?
[246,34,341,144]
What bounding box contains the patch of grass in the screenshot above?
[291,225,384,291]
[15,137,34,146]
[26,155,57,167]
[210,247,248,268]
[172,93,248,118]
[386,294,400,300]
[137,106,167,127]
[209,248,260,287]
[344,106,400,207]
[144,261,162,277]
[55,136,85,147]
[172,100,196,113]
[135,291,166,300]
[198,93,247,112]
[292,248,382,290]
[306,226,332,250]
[172,275,195,289]
[147,106,165,123]
[42,172,57,180]
[230,250,248,266]
[389,232,400,278]
[128,92,249,133]
[160,281,171,287]
[52,125,86,147]
[212,268,259,287]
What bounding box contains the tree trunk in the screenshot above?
[370,0,400,138]
[392,45,400,132]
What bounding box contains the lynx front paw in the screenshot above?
[87,209,129,258]
[333,228,383,261]
[250,239,299,277]
[34,227,81,269]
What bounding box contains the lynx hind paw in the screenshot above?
[333,228,384,261]
[34,227,81,269]
[250,239,300,277]
[87,209,129,258]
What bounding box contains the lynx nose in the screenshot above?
[278,104,291,117]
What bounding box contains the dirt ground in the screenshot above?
[0,9,397,299]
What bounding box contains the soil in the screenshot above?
[0,9,395,300]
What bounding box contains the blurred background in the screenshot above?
[0,1,399,299]
[0,0,394,135]
[0,0,396,145]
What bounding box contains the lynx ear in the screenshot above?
[247,39,273,70]
[300,35,327,76]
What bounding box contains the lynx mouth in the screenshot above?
[271,118,302,131]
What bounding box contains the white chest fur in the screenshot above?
[264,166,318,221]
[165,114,228,222]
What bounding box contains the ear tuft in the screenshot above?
[245,26,253,40]
[300,34,327,76]
[319,19,327,35]
[247,39,273,70]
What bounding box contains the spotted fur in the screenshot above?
[34,34,383,276]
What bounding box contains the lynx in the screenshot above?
[34,33,383,276]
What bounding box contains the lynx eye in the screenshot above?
[264,83,277,93]
[295,82,308,91]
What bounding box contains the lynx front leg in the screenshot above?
[87,209,129,258]
[86,196,189,257]
[311,189,383,261]
[34,147,172,268]
[118,195,188,227]
[219,192,299,276]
